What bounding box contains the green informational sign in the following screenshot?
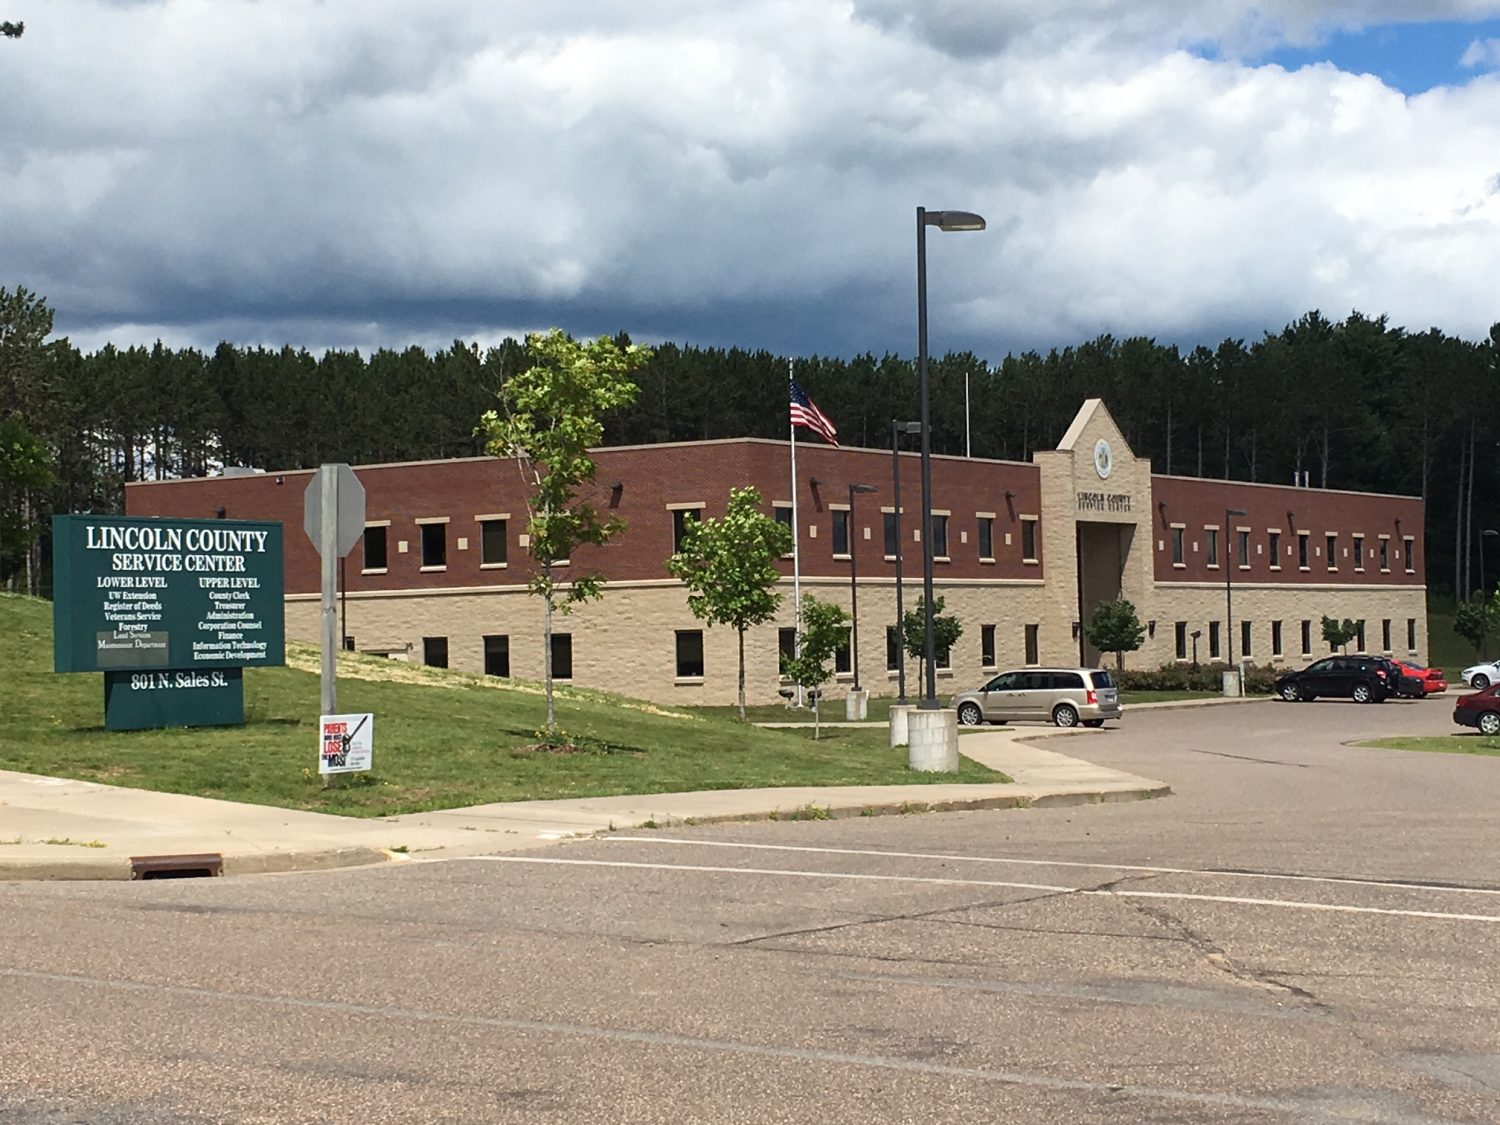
[104,668,245,731]
[52,515,285,674]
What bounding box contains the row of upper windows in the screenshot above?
[1162,527,1417,575]
[1170,617,1419,660]
[359,509,1043,572]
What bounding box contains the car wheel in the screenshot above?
[1082,719,1104,728]
[1352,683,1374,703]
[1053,703,1079,728]
[957,702,984,726]
[1473,673,1491,690]
[1480,712,1500,737]
[1279,682,1301,702]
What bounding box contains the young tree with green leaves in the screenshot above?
[479,329,649,735]
[902,595,964,687]
[780,595,849,740]
[1453,592,1499,658]
[666,485,792,719]
[0,415,53,587]
[1320,615,1360,654]
[1084,597,1147,670]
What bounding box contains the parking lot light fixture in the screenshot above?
[891,421,922,705]
[916,206,985,709]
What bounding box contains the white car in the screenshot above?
[1460,662,1500,690]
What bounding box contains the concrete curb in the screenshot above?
[0,845,397,882]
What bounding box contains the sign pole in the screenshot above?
[319,470,339,785]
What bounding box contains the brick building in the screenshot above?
[125,400,1427,705]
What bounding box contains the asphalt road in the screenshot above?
[5,695,1499,1124]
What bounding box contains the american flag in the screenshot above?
[789,380,838,447]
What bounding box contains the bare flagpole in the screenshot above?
[788,358,803,706]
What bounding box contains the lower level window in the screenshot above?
[981,624,996,667]
[1174,621,1187,660]
[1240,620,1252,658]
[1381,619,1392,652]
[835,628,851,675]
[1271,620,1283,657]
[422,636,448,668]
[675,630,705,678]
[1301,619,1311,655]
[483,634,510,677]
[886,626,900,671]
[1208,621,1221,659]
[551,633,573,680]
[1407,618,1417,650]
[1024,623,1039,666]
[779,627,797,677]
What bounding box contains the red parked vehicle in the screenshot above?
[1453,684,1500,736]
[1393,660,1447,694]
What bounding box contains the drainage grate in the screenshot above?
[129,853,224,880]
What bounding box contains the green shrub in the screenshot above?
[1115,662,1277,695]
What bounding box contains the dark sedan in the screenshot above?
[1453,684,1500,736]
[1274,655,1392,703]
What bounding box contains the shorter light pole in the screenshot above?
[848,482,878,692]
[1482,528,1498,660]
[1225,507,1247,687]
[891,420,922,704]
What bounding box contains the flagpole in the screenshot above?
[788,358,803,707]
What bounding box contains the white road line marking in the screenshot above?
[608,836,1500,898]
[464,856,1500,924]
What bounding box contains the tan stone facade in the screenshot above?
[130,400,1428,707]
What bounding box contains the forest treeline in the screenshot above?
[2,284,1496,599]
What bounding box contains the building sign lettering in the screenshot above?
[1076,491,1132,512]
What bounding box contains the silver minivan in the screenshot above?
[952,667,1122,728]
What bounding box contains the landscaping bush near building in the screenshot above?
[1115,662,1277,695]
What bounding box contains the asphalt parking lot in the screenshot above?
[4,694,1498,1123]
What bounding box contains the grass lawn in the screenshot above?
[0,594,1004,817]
[1359,734,1500,758]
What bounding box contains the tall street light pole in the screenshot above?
[916,206,985,709]
[891,420,922,705]
[1482,528,1498,660]
[848,483,878,693]
[1225,507,1247,682]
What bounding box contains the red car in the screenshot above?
[1394,660,1447,694]
[1454,684,1500,736]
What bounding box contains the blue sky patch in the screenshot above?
[1252,19,1500,94]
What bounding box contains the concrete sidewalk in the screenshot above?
[0,728,1169,881]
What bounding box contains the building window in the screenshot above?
[1301,619,1312,655]
[1407,618,1417,650]
[1205,527,1219,568]
[1241,620,1252,658]
[480,518,508,566]
[1298,532,1309,569]
[779,627,797,677]
[882,512,899,558]
[672,508,700,552]
[1171,526,1185,566]
[978,517,994,560]
[1403,536,1415,574]
[834,628,851,674]
[483,634,510,677]
[675,630,705,678]
[421,522,447,569]
[1379,538,1389,571]
[832,509,850,556]
[1352,534,1365,570]
[1209,621,1221,659]
[1024,624,1039,666]
[1021,518,1039,562]
[1272,620,1283,657]
[934,638,951,670]
[1381,618,1392,652]
[1237,529,1249,567]
[886,625,900,671]
[981,624,996,667]
[930,514,949,559]
[363,525,388,572]
[1355,619,1366,650]
[1326,534,1338,571]
[550,633,573,680]
[774,504,793,531]
[422,636,448,668]
[1269,530,1281,568]
[1174,621,1187,660]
